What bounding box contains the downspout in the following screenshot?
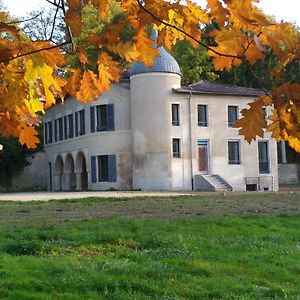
[188,90,194,190]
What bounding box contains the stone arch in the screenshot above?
[64,153,76,191]
[75,151,88,190]
[53,155,64,191]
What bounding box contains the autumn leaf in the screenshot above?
[98,52,121,92]
[135,28,159,67]
[235,97,267,143]
[76,70,102,102]
[18,124,39,149]
[0,0,300,151]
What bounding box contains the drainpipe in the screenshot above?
[188,90,194,190]
[280,140,287,164]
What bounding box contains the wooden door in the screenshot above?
[198,146,208,173]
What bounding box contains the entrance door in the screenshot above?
[197,140,209,174]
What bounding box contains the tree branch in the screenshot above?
[1,13,42,25]
[136,0,240,61]
[136,0,272,99]
[49,0,61,40]
[0,41,70,64]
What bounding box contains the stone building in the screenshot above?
[44,38,278,192]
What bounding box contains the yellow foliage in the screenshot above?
[0,0,299,150]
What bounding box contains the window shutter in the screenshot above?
[49,121,53,143]
[44,123,48,144]
[90,106,95,133]
[107,104,115,131]
[54,119,57,142]
[91,156,97,183]
[64,116,68,139]
[59,118,63,140]
[108,154,117,182]
[69,114,74,138]
[81,110,85,135]
[75,111,79,137]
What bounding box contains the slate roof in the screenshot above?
[130,47,181,76]
[130,30,181,76]
[173,80,264,96]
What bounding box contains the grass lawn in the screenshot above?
[0,194,300,299]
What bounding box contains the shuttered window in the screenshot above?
[54,119,58,142]
[64,116,68,139]
[75,111,79,137]
[44,123,48,144]
[58,117,63,141]
[48,121,53,143]
[96,154,117,182]
[90,106,95,133]
[91,156,97,183]
[68,114,74,138]
[95,104,115,132]
[79,109,85,135]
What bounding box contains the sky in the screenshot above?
[2,0,300,25]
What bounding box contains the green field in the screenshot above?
[0,194,300,299]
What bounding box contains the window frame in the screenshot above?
[228,140,241,165]
[172,138,181,158]
[258,141,270,174]
[171,103,180,126]
[228,105,238,128]
[197,104,208,127]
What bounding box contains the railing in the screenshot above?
[245,176,274,191]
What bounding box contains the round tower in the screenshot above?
[130,31,181,190]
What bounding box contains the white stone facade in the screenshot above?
[44,70,278,192]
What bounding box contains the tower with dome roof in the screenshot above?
[129,30,183,190]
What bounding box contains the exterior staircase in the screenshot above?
[194,174,232,191]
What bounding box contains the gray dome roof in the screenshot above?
[130,31,181,76]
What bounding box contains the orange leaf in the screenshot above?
[18,124,39,149]
[235,97,267,143]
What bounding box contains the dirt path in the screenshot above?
[0,192,299,225]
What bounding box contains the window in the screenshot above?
[68,114,74,138]
[79,109,85,135]
[90,104,115,132]
[48,121,53,144]
[198,105,208,126]
[75,109,85,136]
[55,118,63,142]
[98,155,109,182]
[58,117,63,141]
[258,141,269,173]
[90,155,117,183]
[64,116,68,140]
[171,104,180,126]
[44,121,53,144]
[228,140,240,164]
[228,106,238,127]
[172,138,181,158]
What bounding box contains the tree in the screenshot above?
[172,40,218,86]
[0,0,300,151]
[0,135,33,190]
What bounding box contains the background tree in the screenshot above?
[0,135,33,190]
[0,0,300,152]
[172,40,218,86]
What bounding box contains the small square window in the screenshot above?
[228,106,238,127]
[171,104,180,126]
[172,138,181,158]
[198,105,208,126]
[228,140,240,164]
